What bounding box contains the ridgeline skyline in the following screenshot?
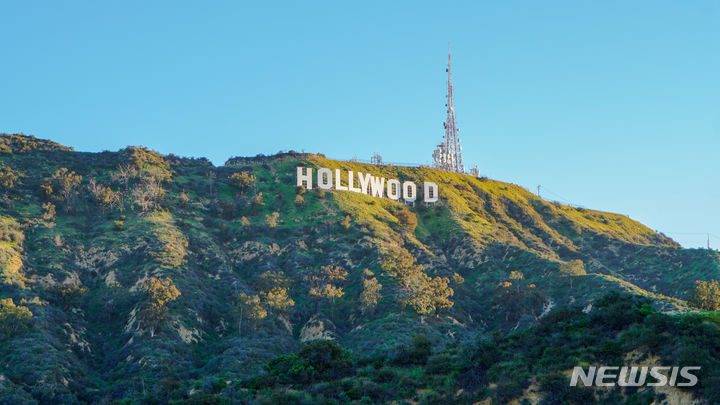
[1,1,718,248]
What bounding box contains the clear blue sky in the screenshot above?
[1,1,719,248]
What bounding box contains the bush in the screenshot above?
[0,165,19,188]
[425,353,454,375]
[494,379,524,404]
[394,208,417,231]
[42,202,56,220]
[394,334,433,365]
[298,340,354,379]
[170,393,231,405]
[47,284,88,309]
[688,279,720,310]
[538,372,595,405]
[260,340,354,385]
[0,298,32,339]
[590,291,648,330]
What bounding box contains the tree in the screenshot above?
[309,265,348,289]
[689,280,720,310]
[379,247,455,314]
[0,165,19,188]
[235,293,267,335]
[395,208,417,231]
[131,178,164,212]
[263,340,353,384]
[138,277,181,337]
[0,298,32,339]
[257,270,291,291]
[294,194,305,206]
[88,178,123,212]
[509,270,524,292]
[44,168,82,209]
[251,192,265,208]
[229,171,256,192]
[265,212,280,228]
[342,215,351,230]
[42,202,56,221]
[379,248,424,290]
[296,340,353,380]
[405,275,454,315]
[308,265,348,317]
[360,275,383,313]
[178,191,190,207]
[143,165,171,184]
[427,276,454,313]
[132,186,153,212]
[317,284,344,309]
[261,286,295,315]
[145,277,181,306]
[48,285,88,310]
[559,260,586,289]
[112,164,138,191]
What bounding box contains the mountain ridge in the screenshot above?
[1,133,719,403]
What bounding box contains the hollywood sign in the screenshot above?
[296,167,439,203]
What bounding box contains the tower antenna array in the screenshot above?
[433,46,464,173]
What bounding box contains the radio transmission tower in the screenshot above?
[432,46,464,173]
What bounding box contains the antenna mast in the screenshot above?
[433,45,464,173]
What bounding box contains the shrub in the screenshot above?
[251,192,265,208]
[538,372,595,405]
[494,380,524,404]
[394,208,417,231]
[394,334,433,365]
[47,284,88,309]
[0,165,19,188]
[0,298,32,339]
[265,212,279,228]
[43,168,82,209]
[42,202,56,220]
[297,340,354,379]
[260,340,354,385]
[88,178,123,211]
[688,279,720,310]
[425,353,454,375]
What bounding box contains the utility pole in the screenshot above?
[537,185,541,198]
[709,233,711,250]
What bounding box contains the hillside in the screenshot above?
[1,133,719,404]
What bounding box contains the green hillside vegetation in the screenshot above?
[239,292,720,404]
[0,133,719,404]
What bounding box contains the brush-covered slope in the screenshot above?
[0,133,718,403]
